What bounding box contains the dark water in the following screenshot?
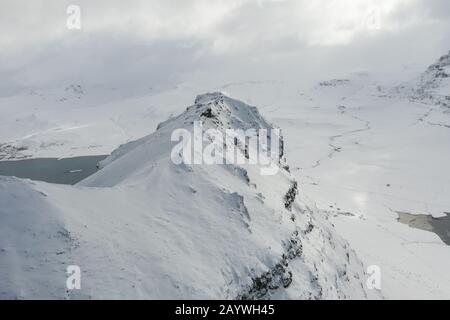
[0,155,107,185]
[397,211,450,245]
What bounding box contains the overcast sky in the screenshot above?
[1,0,449,92]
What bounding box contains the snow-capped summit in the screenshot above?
[168,91,278,134]
[0,93,376,299]
[82,92,286,186]
[423,51,450,84]
[194,91,224,104]
[413,50,450,109]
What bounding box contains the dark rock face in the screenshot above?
[413,51,450,109]
[237,231,303,300]
[200,107,214,118]
[0,144,29,160]
[284,181,298,211]
[318,79,350,87]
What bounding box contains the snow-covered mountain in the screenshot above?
[2,50,449,299]
[0,93,376,299]
[0,84,193,160]
[412,50,450,109]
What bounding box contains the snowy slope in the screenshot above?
[0,84,197,160]
[267,62,450,299]
[209,56,450,299]
[0,93,375,299]
[2,49,449,300]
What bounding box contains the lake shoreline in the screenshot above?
[397,211,450,246]
[0,155,108,185]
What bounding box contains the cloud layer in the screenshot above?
[1,0,449,91]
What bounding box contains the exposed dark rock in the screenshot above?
[201,107,214,118]
[284,181,298,211]
[237,231,303,300]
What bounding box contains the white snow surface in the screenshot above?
[0,93,374,299]
[1,51,450,299]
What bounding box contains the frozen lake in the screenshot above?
[397,211,450,246]
[0,155,107,185]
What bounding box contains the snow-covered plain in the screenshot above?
[218,55,450,299]
[0,51,449,299]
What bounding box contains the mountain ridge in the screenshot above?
[0,93,376,299]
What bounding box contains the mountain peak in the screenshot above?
[426,50,450,77]
[410,50,450,109]
[194,92,226,105]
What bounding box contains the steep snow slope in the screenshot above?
[0,93,375,299]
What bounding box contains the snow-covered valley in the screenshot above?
[1,50,449,299]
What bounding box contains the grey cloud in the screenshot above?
[0,0,449,92]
